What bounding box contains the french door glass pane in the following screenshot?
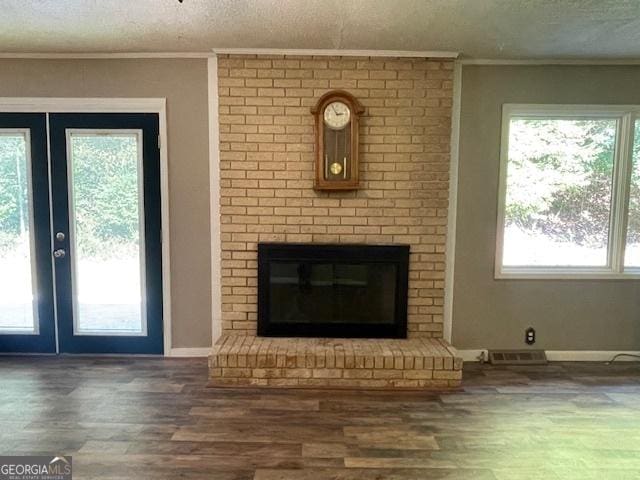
[0,132,36,332]
[503,118,616,267]
[625,120,640,268]
[68,132,145,334]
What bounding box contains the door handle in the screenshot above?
[53,249,66,259]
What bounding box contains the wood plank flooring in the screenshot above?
[1,356,639,479]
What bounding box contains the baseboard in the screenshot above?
[458,349,489,362]
[458,349,640,362]
[545,350,640,362]
[167,347,212,357]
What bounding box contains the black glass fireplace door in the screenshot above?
[258,243,409,338]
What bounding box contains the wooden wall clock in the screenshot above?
[311,90,364,190]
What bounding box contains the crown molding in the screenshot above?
[212,48,459,59]
[461,58,640,66]
[0,52,214,59]
[0,97,166,112]
[1,52,639,64]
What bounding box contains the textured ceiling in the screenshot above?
[1,0,640,59]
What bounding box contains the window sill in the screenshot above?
[496,269,640,280]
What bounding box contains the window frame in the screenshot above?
[496,104,639,279]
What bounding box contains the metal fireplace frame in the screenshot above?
[257,243,409,338]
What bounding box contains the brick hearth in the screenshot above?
[209,336,462,389]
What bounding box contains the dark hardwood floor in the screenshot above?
[1,357,639,479]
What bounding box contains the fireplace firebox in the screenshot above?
[257,243,409,338]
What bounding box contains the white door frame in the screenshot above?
[0,98,172,355]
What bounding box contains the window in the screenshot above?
[0,131,37,332]
[497,105,640,278]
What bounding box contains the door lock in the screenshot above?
[53,249,66,259]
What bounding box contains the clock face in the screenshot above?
[323,101,351,130]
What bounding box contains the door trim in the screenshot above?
[0,98,172,355]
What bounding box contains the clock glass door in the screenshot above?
[324,124,351,181]
[323,101,352,182]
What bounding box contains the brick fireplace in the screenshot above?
[209,54,462,388]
